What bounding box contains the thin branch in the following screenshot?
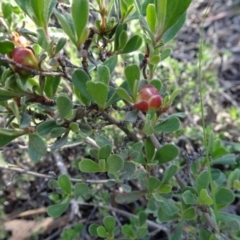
[80,202,168,232]
[102,111,139,142]
[0,164,115,184]
[0,54,71,81]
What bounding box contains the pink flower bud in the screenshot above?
[134,85,162,112]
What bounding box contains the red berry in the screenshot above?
[134,85,162,112]
[10,47,39,76]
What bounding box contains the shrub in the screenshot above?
[0,0,239,239]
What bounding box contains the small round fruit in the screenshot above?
[134,85,162,112]
[10,47,39,76]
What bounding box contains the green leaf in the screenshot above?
[115,190,146,204]
[20,113,32,128]
[138,211,147,226]
[169,222,183,240]
[44,76,61,98]
[48,179,59,189]
[148,176,161,192]
[139,15,155,43]
[72,69,92,102]
[89,224,100,236]
[155,144,179,164]
[31,0,44,27]
[43,0,57,28]
[107,154,124,173]
[74,183,89,198]
[155,0,167,33]
[0,128,25,147]
[233,180,240,190]
[150,79,162,92]
[161,48,172,61]
[79,159,101,173]
[47,200,69,218]
[103,55,118,74]
[121,35,142,54]
[183,207,196,220]
[97,226,107,238]
[71,0,89,46]
[154,117,180,133]
[144,137,155,162]
[159,184,172,193]
[15,0,37,26]
[97,65,110,85]
[161,164,178,186]
[103,216,116,233]
[118,30,128,50]
[50,127,67,138]
[54,10,77,46]
[215,187,234,208]
[56,93,73,119]
[87,82,108,109]
[2,2,12,20]
[219,219,240,233]
[136,227,148,238]
[8,101,20,125]
[0,40,14,54]
[181,190,198,205]
[124,64,140,96]
[162,13,186,44]
[199,189,213,205]
[211,169,223,181]
[154,196,179,216]
[218,212,240,225]
[28,133,47,162]
[122,224,134,237]
[146,4,157,33]
[0,88,21,101]
[98,145,112,160]
[196,170,209,194]
[106,87,120,107]
[116,88,133,102]
[211,154,236,165]
[157,206,179,222]
[54,37,67,55]
[142,114,154,136]
[212,146,229,159]
[69,122,79,133]
[37,28,49,51]
[37,120,58,135]
[98,159,106,172]
[159,0,192,37]
[51,131,69,150]
[227,169,240,188]
[114,23,127,51]
[149,55,161,65]
[58,174,72,194]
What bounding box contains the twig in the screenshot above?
[102,111,139,142]
[80,202,168,232]
[53,151,82,219]
[0,54,71,81]
[0,164,115,184]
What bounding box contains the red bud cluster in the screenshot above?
[134,85,162,112]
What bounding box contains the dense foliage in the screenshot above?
[0,0,239,239]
